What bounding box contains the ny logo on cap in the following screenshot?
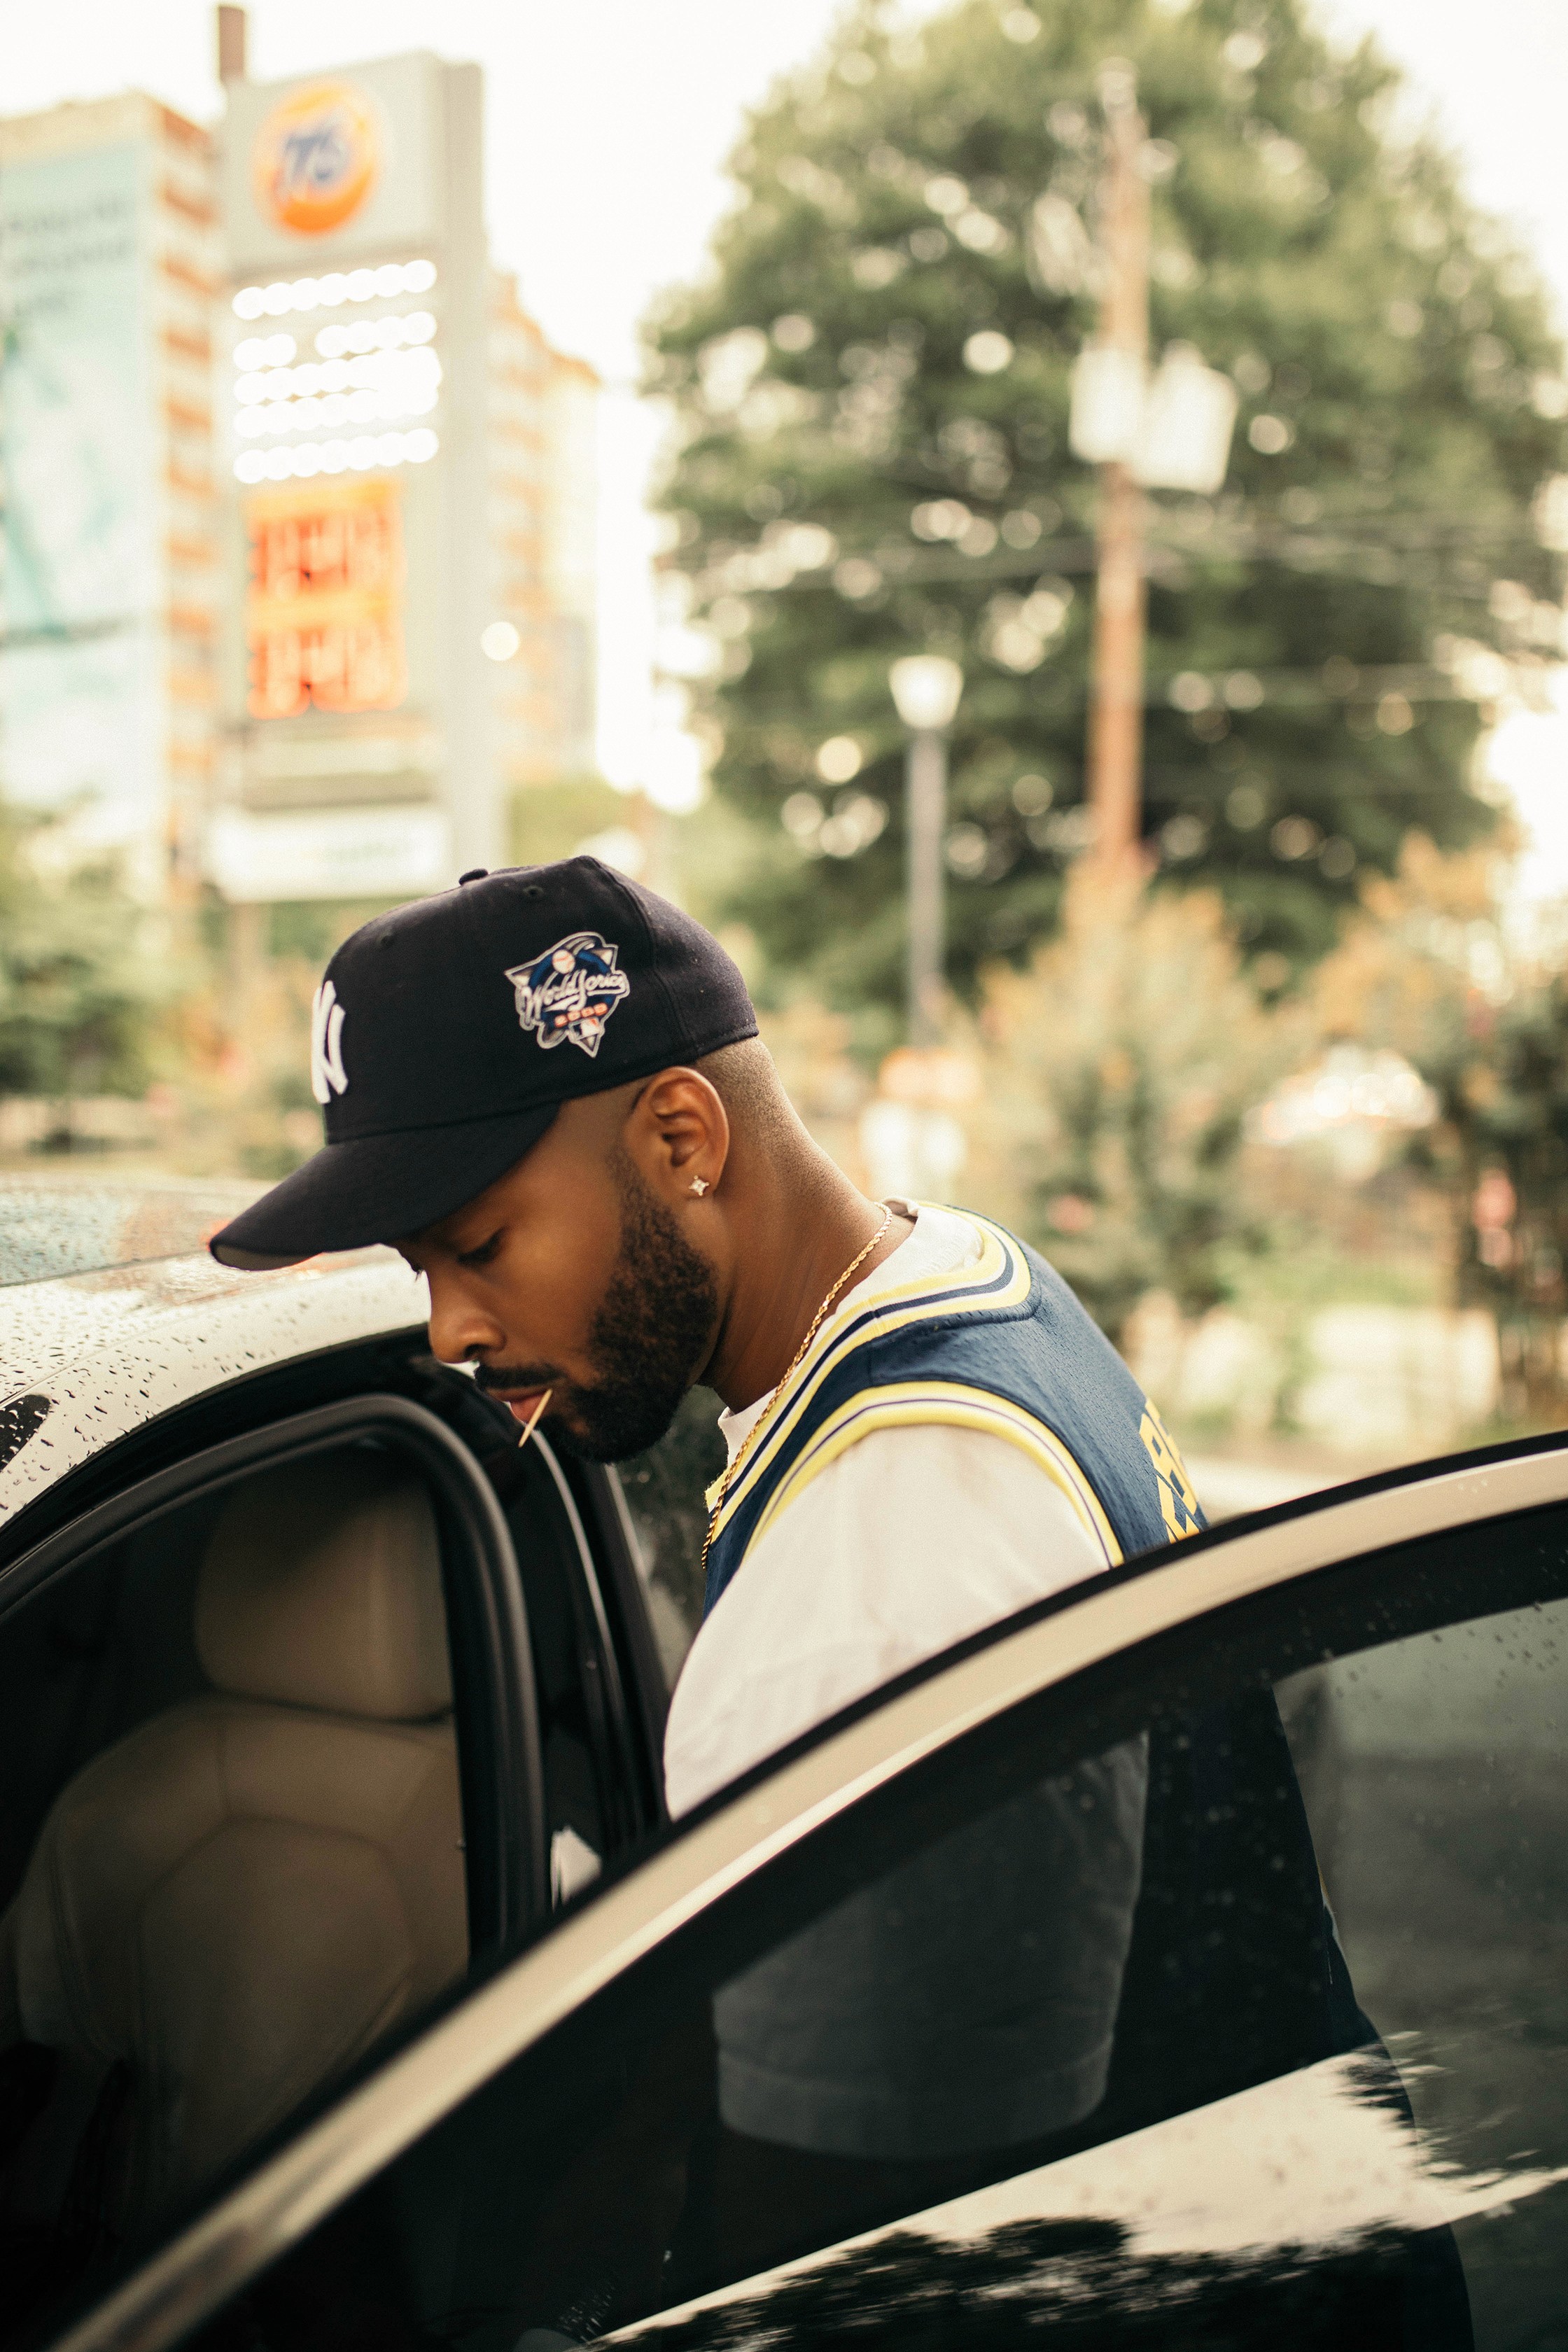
[310,980,349,1104]
[505,931,631,1058]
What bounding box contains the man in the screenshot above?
[213,859,1359,2301]
[211,856,1196,1825]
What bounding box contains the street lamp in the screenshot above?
[889,654,963,1048]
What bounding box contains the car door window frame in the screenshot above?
[416,1372,662,1861]
[513,1434,647,1855]
[44,1434,1568,2352]
[570,1452,674,1819]
[0,1392,549,1957]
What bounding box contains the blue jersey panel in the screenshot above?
[704,1218,1203,1620]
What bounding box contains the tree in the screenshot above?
[648,0,1566,1031]
[1312,834,1568,1413]
[965,869,1301,1340]
[0,807,167,1116]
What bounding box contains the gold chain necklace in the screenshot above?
[699,1204,894,1582]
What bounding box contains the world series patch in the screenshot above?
[505,930,631,1057]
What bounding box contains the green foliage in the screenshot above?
[965,875,1303,1339]
[649,0,1565,1018]
[510,778,642,869]
[0,812,167,1105]
[1455,974,1568,1355]
[1313,836,1568,1345]
[617,1387,727,1666]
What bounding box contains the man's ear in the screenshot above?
[623,1068,730,1202]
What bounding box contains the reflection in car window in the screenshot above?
[174,1503,1568,2352]
[1278,1593,1568,2351]
[615,1388,727,1682]
[713,1739,1148,2171]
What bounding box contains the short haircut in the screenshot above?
[695,1035,797,1149]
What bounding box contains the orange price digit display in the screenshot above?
[245,477,407,720]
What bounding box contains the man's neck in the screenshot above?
[704,1146,911,1413]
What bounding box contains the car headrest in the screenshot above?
[195,1450,452,1721]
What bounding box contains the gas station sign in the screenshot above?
[217,51,497,893]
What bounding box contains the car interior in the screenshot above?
[0,1440,471,2328]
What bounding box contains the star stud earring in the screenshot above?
[689,1176,708,1197]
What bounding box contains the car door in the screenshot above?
[0,1320,671,1910]
[44,1434,1568,2352]
[0,1329,670,2351]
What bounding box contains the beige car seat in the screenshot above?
[0,1450,468,2241]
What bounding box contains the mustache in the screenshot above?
[472,1362,564,1396]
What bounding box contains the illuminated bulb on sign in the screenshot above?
[311,314,437,359]
[480,622,522,662]
[233,429,438,482]
[232,260,438,319]
[234,334,295,370]
[234,351,442,437]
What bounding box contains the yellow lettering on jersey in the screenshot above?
[1139,1401,1203,1542]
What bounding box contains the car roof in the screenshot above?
[0,1176,420,1527]
[0,1174,266,1290]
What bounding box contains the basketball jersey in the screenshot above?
[702,1209,1203,1623]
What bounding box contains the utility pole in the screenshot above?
[1086,62,1151,878]
[216,6,247,83]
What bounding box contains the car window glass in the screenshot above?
[504,1461,617,1904]
[179,1497,1568,2352]
[1277,1592,1568,2352]
[0,1439,470,2348]
[452,1400,648,1903]
[615,1390,726,1682]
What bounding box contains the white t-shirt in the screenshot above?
[662,1202,1110,1819]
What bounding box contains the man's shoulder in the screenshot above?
[798,1415,1114,1551]
[823,1220,1199,1558]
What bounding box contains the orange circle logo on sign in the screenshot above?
[253,83,380,237]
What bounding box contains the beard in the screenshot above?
[480,1152,718,1464]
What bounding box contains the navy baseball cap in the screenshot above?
[210,858,757,1270]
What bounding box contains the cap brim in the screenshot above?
[209,1102,560,1270]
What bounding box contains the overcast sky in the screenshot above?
[4,0,1567,381]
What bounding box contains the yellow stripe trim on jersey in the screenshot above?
[746,1380,1124,1567]
[712,1212,1028,1532]
[711,1210,1032,1543]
